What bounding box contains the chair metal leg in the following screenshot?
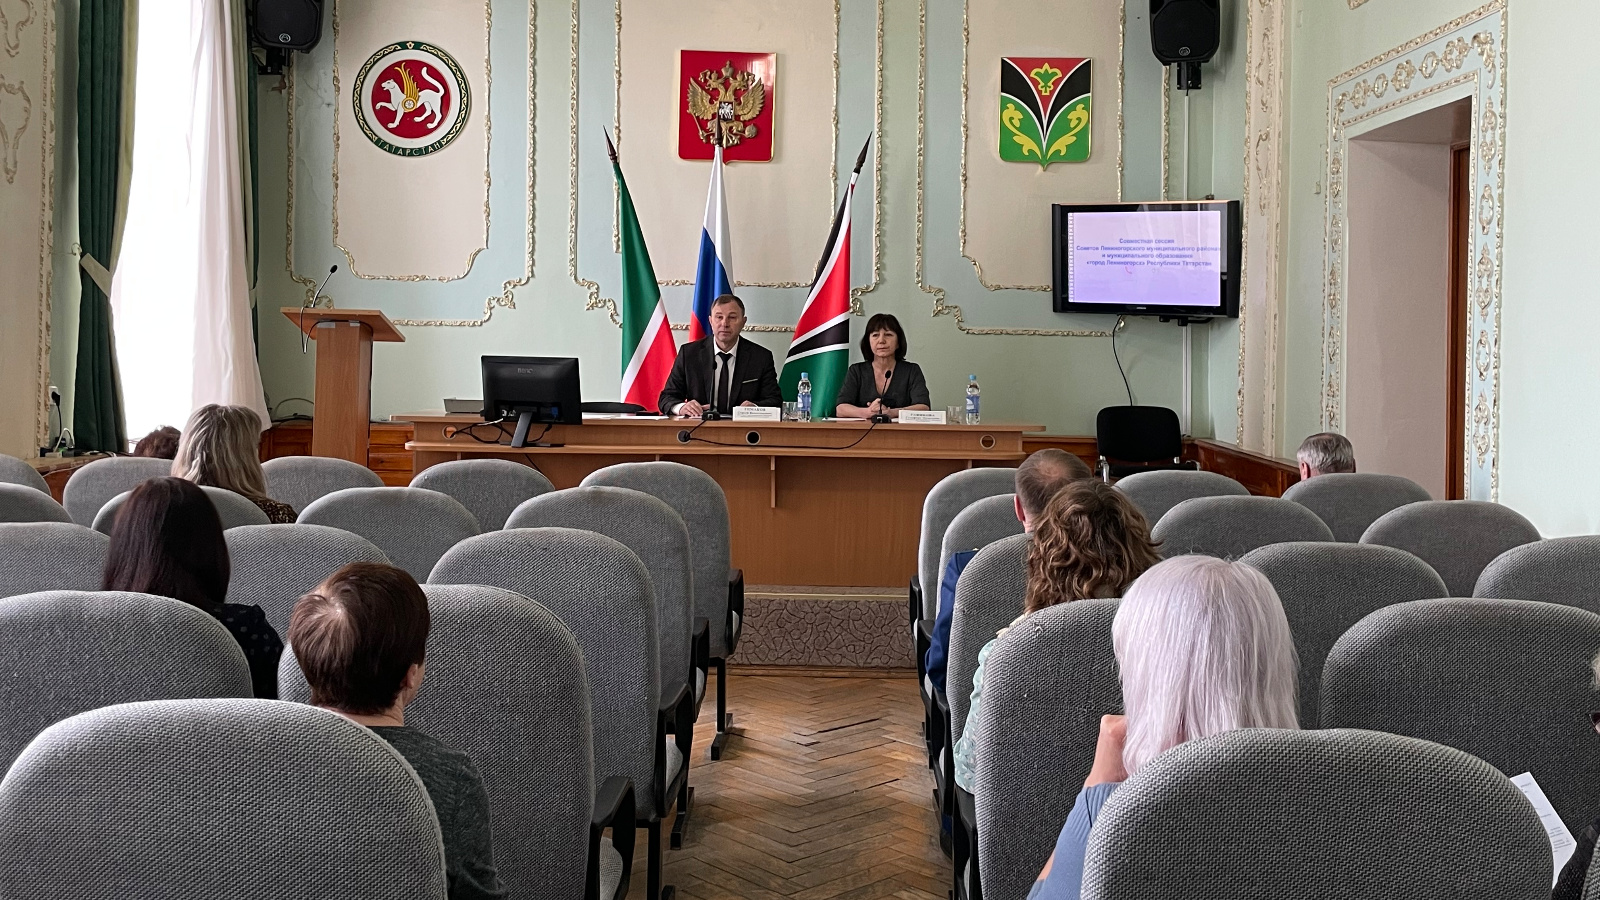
[710,658,732,760]
[647,819,677,900]
[671,783,693,849]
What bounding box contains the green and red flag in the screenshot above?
[998,57,1092,168]
[781,136,871,418]
[606,130,677,412]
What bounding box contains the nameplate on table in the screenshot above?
[897,410,948,425]
[732,406,782,422]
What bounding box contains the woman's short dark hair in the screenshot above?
[288,562,430,715]
[860,312,908,362]
[132,426,181,460]
[101,477,230,612]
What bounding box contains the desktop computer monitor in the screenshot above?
[481,356,582,447]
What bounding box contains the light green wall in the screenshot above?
[249,0,1254,437]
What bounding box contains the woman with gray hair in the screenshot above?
[172,404,298,523]
[1026,555,1300,900]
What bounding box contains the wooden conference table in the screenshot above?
[398,413,1043,588]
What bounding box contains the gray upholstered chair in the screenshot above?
[0,523,109,599]
[61,456,171,525]
[0,699,448,899]
[0,483,72,523]
[1152,495,1334,559]
[0,454,49,493]
[1114,469,1249,527]
[1322,598,1600,831]
[429,528,683,900]
[298,487,479,581]
[1079,728,1550,900]
[946,534,1030,753]
[92,485,271,534]
[938,495,1025,606]
[507,487,697,716]
[970,599,1122,900]
[581,461,741,759]
[1282,472,1432,542]
[280,584,635,900]
[262,455,385,515]
[1360,500,1541,596]
[1475,536,1600,614]
[1239,542,1447,726]
[0,590,252,773]
[411,458,555,530]
[916,468,1018,622]
[226,524,390,637]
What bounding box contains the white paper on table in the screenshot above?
[1511,772,1576,886]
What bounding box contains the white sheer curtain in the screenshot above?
[110,0,267,440]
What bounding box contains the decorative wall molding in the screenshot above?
[0,0,52,455]
[283,0,536,326]
[571,0,884,332]
[1348,0,1373,8]
[956,0,1125,293]
[1322,1,1506,499]
[914,0,1119,338]
[1237,0,1287,453]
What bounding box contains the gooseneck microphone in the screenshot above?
[300,264,339,354]
[872,368,894,423]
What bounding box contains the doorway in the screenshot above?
[1343,98,1472,500]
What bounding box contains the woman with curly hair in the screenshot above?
[952,479,1161,792]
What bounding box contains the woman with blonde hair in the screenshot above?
[1026,555,1301,900]
[172,404,297,523]
[952,479,1161,792]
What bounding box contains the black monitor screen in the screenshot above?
[481,356,582,426]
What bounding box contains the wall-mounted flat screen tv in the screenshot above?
[1051,200,1242,319]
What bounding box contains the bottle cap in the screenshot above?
[968,374,977,380]
[802,372,809,379]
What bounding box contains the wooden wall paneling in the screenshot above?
[1187,439,1300,497]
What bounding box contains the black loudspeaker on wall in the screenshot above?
[1149,0,1220,90]
[252,0,324,53]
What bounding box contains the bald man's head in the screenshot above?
[1015,449,1094,524]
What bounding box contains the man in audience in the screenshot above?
[924,448,1093,693]
[289,562,506,900]
[1295,432,1356,481]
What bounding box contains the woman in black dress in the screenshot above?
[836,313,932,420]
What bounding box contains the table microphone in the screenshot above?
[300,264,339,354]
[872,369,893,423]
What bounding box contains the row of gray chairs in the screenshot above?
[0,587,635,900]
[967,586,1600,899]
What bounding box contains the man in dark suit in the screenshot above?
[659,294,784,417]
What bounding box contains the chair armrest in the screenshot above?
[908,575,922,625]
[690,617,710,719]
[915,618,933,681]
[587,776,636,900]
[653,681,692,811]
[726,567,745,647]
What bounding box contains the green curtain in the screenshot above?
[72,0,134,452]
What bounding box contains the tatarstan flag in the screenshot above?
[781,137,872,418]
[607,131,676,412]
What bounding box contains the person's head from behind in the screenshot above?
[1025,480,1161,613]
[101,476,229,612]
[1296,432,1356,480]
[289,562,430,718]
[133,426,181,460]
[709,294,748,351]
[1013,448,1094,530]
[1114,555,1300,776]
[172,404,267,499]
[860,313,909,364]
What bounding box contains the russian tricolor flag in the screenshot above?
[689,144,733,342]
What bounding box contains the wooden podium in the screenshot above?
[282,308,404,463]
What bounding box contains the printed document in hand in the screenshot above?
[1512,772,1576,885]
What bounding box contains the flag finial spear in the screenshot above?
[603,127,619,164]
[852,134,872,175]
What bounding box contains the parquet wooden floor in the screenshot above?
[625,674,949,900]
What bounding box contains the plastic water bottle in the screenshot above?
[798,372,813,422]
[965,374,981,424]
